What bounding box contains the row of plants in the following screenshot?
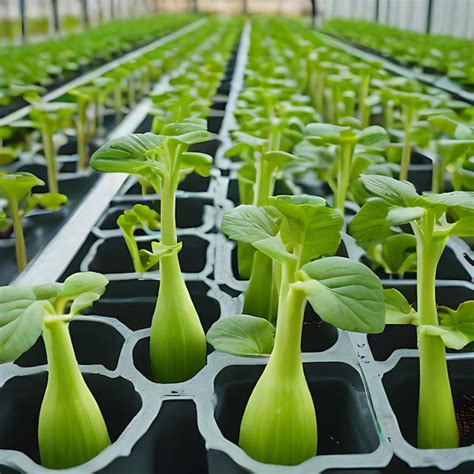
[323,19,474,89]
[208,16,473,469]
[0,17,241,471]
[0,18,211,284]
[0,15,472,473]
[0,13,195,115]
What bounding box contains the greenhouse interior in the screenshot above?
[0,0,473,472]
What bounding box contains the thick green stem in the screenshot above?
[39,317,110,469]
[384,99,394,129]
[150,173,206,383]
[239,258,317,465]
[10,196,27,271]
[400,106,414,182]
[335,142,354,214]
[414,212,459,449]
[243,250,278,321]
[359,74,370,128]
[315,71,325,115]
[254,157,272,207]
[41,127,58,194]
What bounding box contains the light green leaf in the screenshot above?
[360,174,419,207]
[221,205,281,244]
[0,172,44,201]
[269,195,344,264]
[427,301,474,350]
[253,235,296,265]
[263,151,295,170]
[206,315,275,356]
[180,152,213,177]
[357,126,390,149]
[448,216,474,237]
[0,300,46,363]
[60,272,109,315]
[417,191,474,212]
[381,234,417,275]
[138,241,182,272]
[386,206,425,226]
[305,123,351,145]
[348,199,393,248]
[30,192,68,211]
[298,256,385,333]
[384,288,418,325]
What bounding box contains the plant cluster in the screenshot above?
[324,19,474,88]
[0,14,194,110]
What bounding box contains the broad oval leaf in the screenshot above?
[221,205,281,244]
[0,172,44,201]
[61,272,109,315]
[360,174,419,207]
[298,256,385,333]
[384,288,418,325]
[207,315,275,356]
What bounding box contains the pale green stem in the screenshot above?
[41,126,59,194]
[76,102,88,171]
[413,211,459,449]
[359,74,370,128]
[335,142,354,214]
[10,196,27,271]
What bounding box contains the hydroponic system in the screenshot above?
[0,0,473,472]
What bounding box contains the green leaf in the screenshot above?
[357,126,390,149]
[0,301,46,363]
[270,195,344,264]
[298,257,385,333]
[221,205,281,244]
[305,123,351,145]
[206,315,275,356]
[60,272,109,315]
[418,191,474,212]
[232,131,266,148]
[30,193,68,210]
[434,301,474,349]
[263,151,295,170]
[180,152,213,177]
[348,199,393,248]
[384,288,418,325]
[448,216,474,237]
[138,241,182,272]
[90,133,164,175]
[386,206,425,226]
[360,174,419,207]
[253,235,296,264]
[381,234,417,275]
[0,172,44,201]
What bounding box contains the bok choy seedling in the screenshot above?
[91,122,212,383]
[354,174,474,448]
[304,123,390,213]
[0,272,111,468]
[209,196,385,465]
[0,172,67,271]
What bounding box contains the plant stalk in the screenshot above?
[10,196,27,271]
[415,211,459,449]
[41,127,59,194]
[359,74,370,128]
[335,142,354,214]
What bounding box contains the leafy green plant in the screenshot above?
[304,123,390,213]
[0,172,67,271]
[354,174,474,448]
[208,196,385,465]
[30,102,77,194]
[91,124,212,383]
[0,272,111,468]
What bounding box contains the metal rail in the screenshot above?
[0,18,207,128]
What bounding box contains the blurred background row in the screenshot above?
[1,0,473,45]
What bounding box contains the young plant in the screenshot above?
[208,196,385,465]
[30,102,77,193]
[91,122,212,383]
[0,172,67,271]
[427,115,473,193]
[382,89,430,181]
[304,123,390,213]
[0,272,111,468]
[353,174,474,448]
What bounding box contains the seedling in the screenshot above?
[208,196,385,465]
[91,122,212,383]
[30,102,77,193]
[304,123,390,213]
[354,174,474,448]
[0,272,111,468]
[0,172,67,271]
